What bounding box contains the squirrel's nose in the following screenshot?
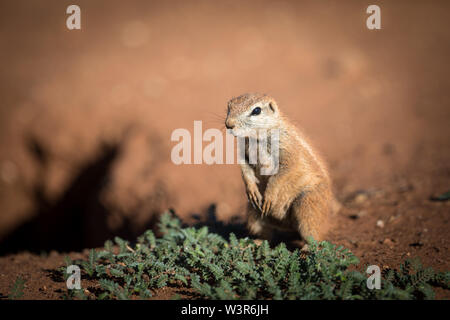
[225,119,235,129]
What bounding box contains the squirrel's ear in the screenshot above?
[268,101,278,113]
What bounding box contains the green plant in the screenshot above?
[8,276,26,299]
[63,211,449,300]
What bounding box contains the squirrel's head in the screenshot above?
[225,93,281,137]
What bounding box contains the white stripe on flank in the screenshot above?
[297,135,326,175]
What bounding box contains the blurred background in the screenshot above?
[0,1,449,254]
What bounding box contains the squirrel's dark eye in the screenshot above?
[251,107,261,116]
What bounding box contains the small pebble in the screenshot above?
[388,215,398,222]
[357,210,367,217]
[355,193,368,204]
[376,220,384,228]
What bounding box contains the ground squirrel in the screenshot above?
[225,93,339,244]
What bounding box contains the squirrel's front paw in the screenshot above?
[262,190,290,218]
[261,189,277,216]
[246,185,262,211]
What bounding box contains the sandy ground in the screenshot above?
[0,1,448,299]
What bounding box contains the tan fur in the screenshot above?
[225,93,339,243]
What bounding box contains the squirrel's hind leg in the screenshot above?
[291,188,331,243]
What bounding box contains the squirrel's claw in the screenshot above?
[247,188,262,212]
[261,198,273,216]
[261,187,278,216]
